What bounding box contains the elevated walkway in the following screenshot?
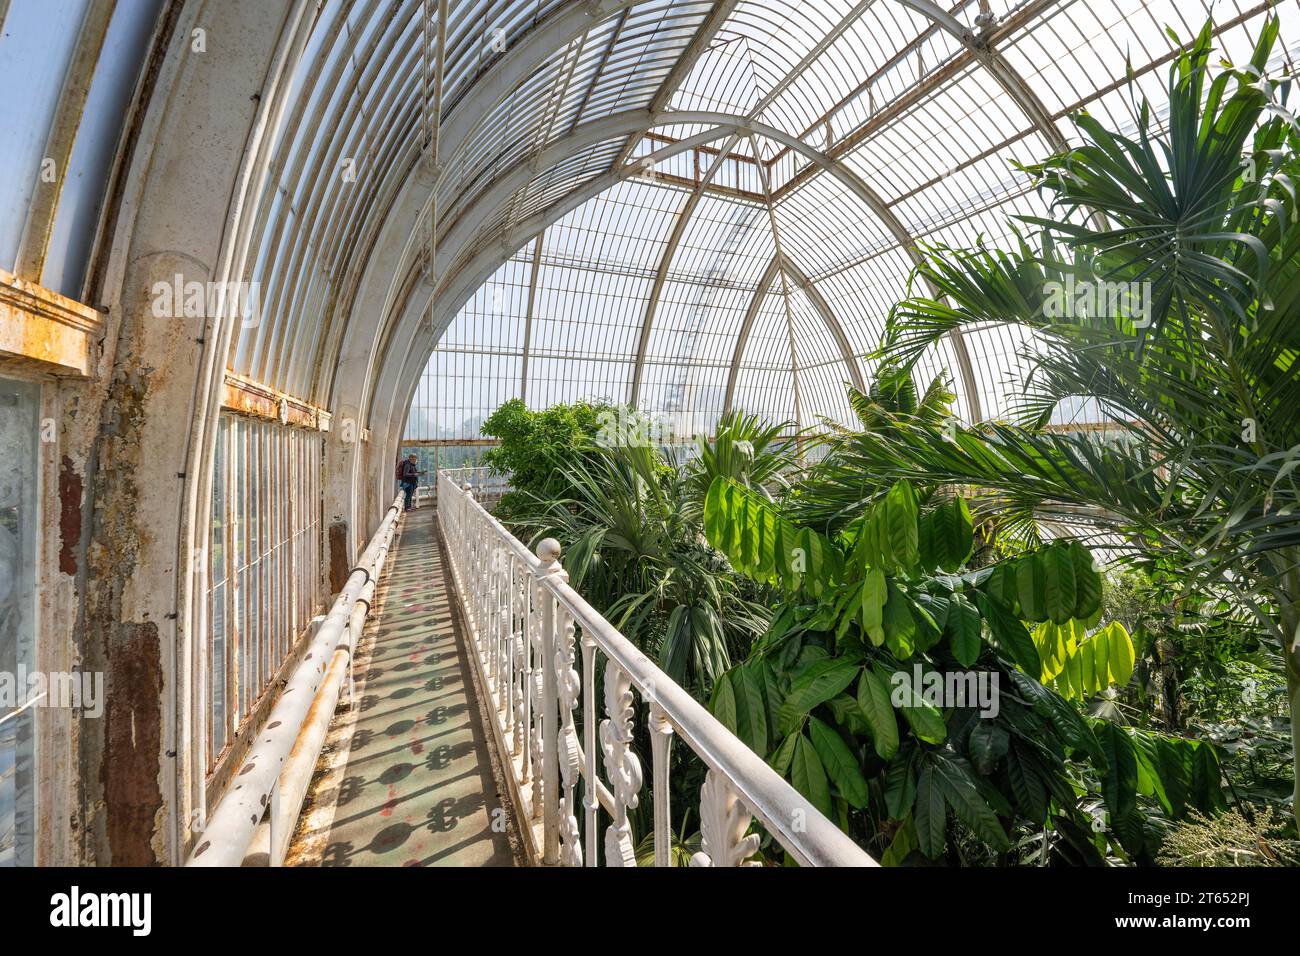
[227,471,875,869]
[286,507,523,867]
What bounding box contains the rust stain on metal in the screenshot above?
[58,456,82,575]
[328,521,349,594]
[101,621,163,867]
[0,268,102,377]
[94,621,163,868]
[79,342,166,864]
[222,369,328,430]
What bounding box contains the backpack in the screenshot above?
[395,459,405,481]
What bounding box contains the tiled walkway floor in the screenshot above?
[286,507,522,867]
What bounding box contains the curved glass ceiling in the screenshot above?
[405,0,1299,441]
[3,1,1292,441]
[404,0,1300,442]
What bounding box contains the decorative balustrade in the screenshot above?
[422,465,508,508]
[437,470,877,868]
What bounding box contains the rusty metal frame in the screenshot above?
[220,369,332,431]
[0,268,104,378]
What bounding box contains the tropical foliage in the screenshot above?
[480,398,613,520]
[705,471,1220,864]
[502,434,776,694]
[846,16,1300,832]
[475,17,1298,864]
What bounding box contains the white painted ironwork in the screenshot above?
[187,493,405,867]
[437,470,877,868]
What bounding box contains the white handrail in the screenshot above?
[187,494,405,866]
[437,469,877,867]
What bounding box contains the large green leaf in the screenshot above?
[880,818,917,867]
[983,563,1020,611]
[945,591,982,667]
[1032,618,1081,682]
[930,496,974,571]
[791,733,832,818]
[1041,620,1135,700]
[856,667,899,759]
[913,763,946,858]
[769,730,799,776]
[885,663,948,744]
[1041,544,1077,625]
[968,722,1010,775]
[860,567,886,645]
[1104,622,1135,686]
[711,671,737,736]
[777,657,861,735]
[882,581,918,658]
[884,480,921,572]
[1068,541,1103,619]
[1015,555,1047,623]
[1190,740,1227,813]
[1098,721,1138,823]
[1006,740,1049,823]
[1155,737,1193,817]
[731,664,769,756]
[931,752,1010,851]
[884,749,917,818]
[703,477,839,594]
[976,591,1041,678]
[808,717,869,809]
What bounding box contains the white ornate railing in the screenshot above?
[420,465,507,508]
[437,470,877,867]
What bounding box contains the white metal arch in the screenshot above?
[432,0,654,183]
[380,0,1121,446]
[721,254,782,415]
[626,0,882,410]
[416,110,985,424]
[326,0,661,544]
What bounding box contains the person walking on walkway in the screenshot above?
[397,453,424,512]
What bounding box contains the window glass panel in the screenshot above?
[0,376,40,867]
[0,0,90,270]
[205,413,322,770]
[208,417,228,762]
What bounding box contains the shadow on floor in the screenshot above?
[286,507,523,867]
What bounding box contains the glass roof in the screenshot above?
[405,0,1298,441]
[3,1,1294,439]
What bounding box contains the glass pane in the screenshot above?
[0,376,40,866]
[209,417,228,764]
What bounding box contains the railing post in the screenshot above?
[536,537,564,865]
[511,558,526,756]
[521,561,535,780]
[504,555,516,740]
[649,701,674,867]
[464,483,479,652]
[581,631,597,867]
[556,604,582,866]
[497,548,510,711]
[601,660,642,866]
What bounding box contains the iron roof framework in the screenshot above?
[187,0,1293,441]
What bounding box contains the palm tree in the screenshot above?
[683,408,803,511]
[513,440,769,693]
[841,18,1300,827]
